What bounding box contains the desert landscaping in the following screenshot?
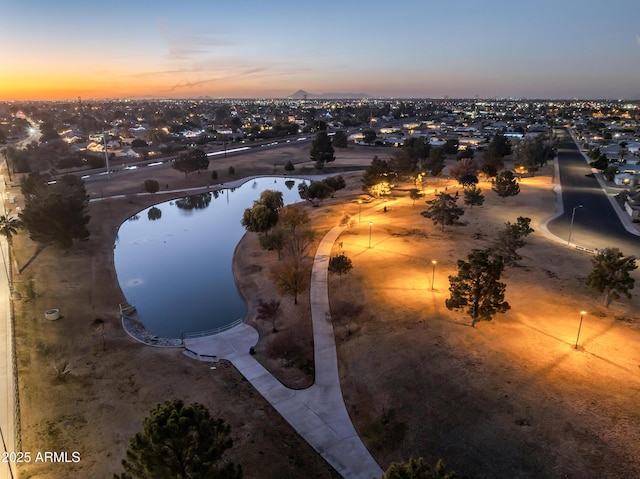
[10,142,640,478]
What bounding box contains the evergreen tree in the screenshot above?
[115,399,242,479]
[463,184,484,208]
[421,192,464,231]
[492,216,534,265]
[310,131,335,169]
[446,249,510,327]
[332,130,349,149]
[491,170,520,200]
[284,160,295,172]
[586,247,637,307]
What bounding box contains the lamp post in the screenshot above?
[567,205,583,246]
[574,310,586,349]
[431,260,437,290]
[358,200,362,223]
[368,222,373,248]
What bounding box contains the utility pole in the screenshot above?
[103,130,111,180]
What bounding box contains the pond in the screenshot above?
[114,176,309,339]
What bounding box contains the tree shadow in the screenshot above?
[19,243,47,273]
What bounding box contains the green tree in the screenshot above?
[361,156,392,192]
[409,188,424,206]
[322,175,346,196]
[603,165,618,182]
[115,399,242,479]
[513,134,555,173]
[284,160,295,172]
[491,170,520,200]
[241,190,283,234]
[310,131,335,169]
[189,148,209,173]
[487,132,512,158]
[446,249,510,327]
[256,299,281,332]
[442,139,459,156]
[492,216,534,266]
[425,148,446,178]
[259,227,286,258]
[589,153,609,171]
[463,184,484,208]
[362,129,377,145]
[390,148,418,178]
[421,192,464,231]
[172,149,209,177]
[298,181,333,206]
[403,137,431,168]
[143,179,159,194]
[586,247,637,307]
[381,456,457,479]
[20,174,90,249]
[172,153,196,178]
[332,130,348,149]
[328,253,353,276]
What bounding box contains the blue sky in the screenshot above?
[1,0,639,100]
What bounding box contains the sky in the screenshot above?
[1,0,639,101]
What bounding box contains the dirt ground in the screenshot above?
[10,143,640,479]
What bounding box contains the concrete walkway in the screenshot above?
[185,225,383,479]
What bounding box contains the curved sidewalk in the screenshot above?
[185,225,383,479]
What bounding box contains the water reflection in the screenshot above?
[147,207,162,221]
[175,192,213,211]
[114,177,309,338]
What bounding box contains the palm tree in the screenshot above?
[0,214,21,246]
[0,214,21,273]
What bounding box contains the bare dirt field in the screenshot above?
[10,142,640,479]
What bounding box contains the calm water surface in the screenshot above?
[114,177,308,338]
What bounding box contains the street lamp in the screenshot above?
[567,205,583,246]
[574,310,587,349]
[358,200,362,223]
[431,260,437,290]
[368,222,373,248]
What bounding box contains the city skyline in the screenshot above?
[2,0,640,101]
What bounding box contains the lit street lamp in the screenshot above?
[358,199,362,223]
[574,310,587,349]
[431,260,437,290]
[567,205,583,246]
[368,222,373,248]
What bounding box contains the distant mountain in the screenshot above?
[288,90,370,99]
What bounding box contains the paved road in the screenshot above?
[546,129,639,257]
[185,224,383,479]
